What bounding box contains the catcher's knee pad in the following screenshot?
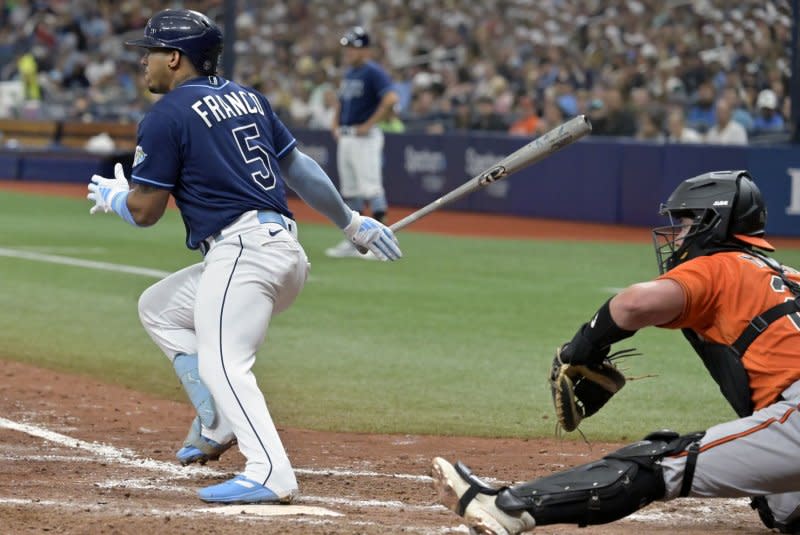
[173,353,217,427]
[496,430,705,527]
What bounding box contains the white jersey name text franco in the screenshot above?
[191,89,266,128]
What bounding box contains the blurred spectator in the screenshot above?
[665,107,702,143]
[0,0,791,139]
[403,86,453,134]
[16,49,40,100]
[537,96,565,134]
[450,94,472,131]
[720,86,755,133]
[636,106,665,142]
[307,86,338,130]
[705,98,748,145]
[507,93,539,137]
[685,82,717,134]
[286,79,313,127]
[468,94,507,131]
[61,60,90,90]
[378,105,405,133]
[592,88,636,137]
[753,89,785,135]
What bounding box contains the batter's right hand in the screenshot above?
[343,210,402,261]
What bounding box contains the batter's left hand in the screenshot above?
[343,210,402,261]
[87,163,130,214]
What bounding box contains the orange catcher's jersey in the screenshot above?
[658,251,800,409]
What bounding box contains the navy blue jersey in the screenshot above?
[338,61,393,126]
[131,76,296,249]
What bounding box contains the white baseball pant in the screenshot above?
[336,126,385,199]
[138,210,309,496]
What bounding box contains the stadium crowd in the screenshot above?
[0,0,794,145]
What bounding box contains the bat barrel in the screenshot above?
[389,115,592,232]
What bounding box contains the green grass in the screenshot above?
[2,190,800,440]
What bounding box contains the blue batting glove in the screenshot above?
[87,163,130,215]
[343,210,402,261]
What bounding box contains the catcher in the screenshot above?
[432,170,800,534]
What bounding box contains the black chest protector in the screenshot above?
[681,250,800,417]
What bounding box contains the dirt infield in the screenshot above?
[0,181,778,533]
[0,360,765,534]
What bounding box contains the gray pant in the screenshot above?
[661,379,800,525]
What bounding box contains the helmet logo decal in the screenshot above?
[713,200,729,206]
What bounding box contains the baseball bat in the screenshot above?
[389,114,592,232]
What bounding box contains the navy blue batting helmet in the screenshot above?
[126,9,222,75]
[340,26,370,48]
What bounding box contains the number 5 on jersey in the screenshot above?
[232,123,276,191]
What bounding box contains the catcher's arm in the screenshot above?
[549,284,684,432]
[561,298,637,366]
[549,298,639,432]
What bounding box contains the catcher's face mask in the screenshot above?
[652,209,718,274]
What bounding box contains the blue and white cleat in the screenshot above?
[176,416,236,466]
[198,475,294,504]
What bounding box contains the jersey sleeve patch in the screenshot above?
[133,145,147,167]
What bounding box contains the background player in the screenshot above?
[431,170,800,534]
[87,8,401,504]
[325,26,399,258]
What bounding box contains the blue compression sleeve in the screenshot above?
[279,148,352,228]
[110,190,140,226]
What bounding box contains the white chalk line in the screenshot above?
[626,499,753,524]
[0,416,437,509]
[0,415,751,529]
[296,466,432,482]
[0,497,467,533]
[0,415,430,482]
[0,245,319,281]
[0,416,216,479]
[11,245,109,254]
[0,247,171,278]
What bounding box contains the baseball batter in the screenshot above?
[326,26,399,258]
[86,9,401,504]
[432,171,800,534]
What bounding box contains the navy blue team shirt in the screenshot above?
[338,60,393,127]
[131,76,296,249]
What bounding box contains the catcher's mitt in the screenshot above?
[549,345,637,432]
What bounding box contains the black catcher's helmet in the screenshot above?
[653,170,773,274]
[125,9,223,75]
[340,26,370,48]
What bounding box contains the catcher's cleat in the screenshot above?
[431,457,536,535]
[176,416,236,466]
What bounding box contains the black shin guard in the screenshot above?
[751,497,800,534]
[496,430,704,527]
